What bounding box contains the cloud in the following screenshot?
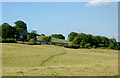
[86,0,111,7]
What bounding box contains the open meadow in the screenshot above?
[2,43,118,76]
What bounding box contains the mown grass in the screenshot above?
[2,43,118,76]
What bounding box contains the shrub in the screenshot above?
[64,45,80,49]
[2,38,16,43]
[80,41,86,48]
[108,43,115,49]
[114,43,120,50]
[84,43,91,48]
[93,45,96,48]
[98,44,104,47]
[30,38,35,43]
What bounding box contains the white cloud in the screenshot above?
[86,0,112,7]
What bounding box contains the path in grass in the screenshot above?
[39,51,66,66]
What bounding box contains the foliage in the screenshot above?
[64,45,80,49]
[0,23,15,39]
[30,38,35,43]
[80,40,86,48]
[51,34,65,39]
[14,21,28,41]
[93,45,96,48]
[70,32,118,50]
[108,43,115,49]
[2,38,16,43]
[41,34,45,36]
[41,36,52,42]
[27,32,36,40]
[84,43,91,48]
[68,32,78,41]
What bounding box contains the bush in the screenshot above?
[114,43,120,50]
[93,45,96,48]
[84,43,91,48]
[98,44,104,47]
[64,45,80,49]
[80,41,86,48]
[2,38,16,43]
[30,39,35,43]
[108,43,115,49]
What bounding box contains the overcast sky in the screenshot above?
[2,2,118,40]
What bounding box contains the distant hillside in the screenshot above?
[37,36,71,44]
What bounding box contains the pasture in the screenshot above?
[2,43,118,76]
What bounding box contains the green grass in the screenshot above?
[37,36,72,45]
[2,43,118,76]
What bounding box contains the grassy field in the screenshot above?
[2,43,118,76]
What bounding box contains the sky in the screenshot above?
[2,2,118,40]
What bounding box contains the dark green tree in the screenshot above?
[14,21,28,41]
[0,23,15,39]
[51,34,65,39]
[68,32,78,41]
[27,32,36,40]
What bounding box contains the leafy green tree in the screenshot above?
[115,43,120,50]
[84,43,91,48]
[51,34,65,39]
[41,34,45,36]
[101,36,109,47]
[80,40,86,47]
[108,43,115,49]
[0,23,15,39]
[14,21,28,41]
[68,32,78,41]
[72,33,88,45]
[30,38,35,43]
[27,32,36,40]
[92,36,102,47]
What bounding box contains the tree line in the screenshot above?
[0,20,119,50]
[67,32,120,50]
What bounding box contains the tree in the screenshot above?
[84,43,91,48]
[14,21,28,41]
[68,32,78,41]
[14,21,27,31]
[41,34,45,36]
[51,34,65,39]
[101,36,109,47]
[27,32,36,40]
[80,40,86,47]
[109,43,115,49]
[0,23,15,39]
[72,33,88,45]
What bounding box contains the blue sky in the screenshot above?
[2,2,118,40]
